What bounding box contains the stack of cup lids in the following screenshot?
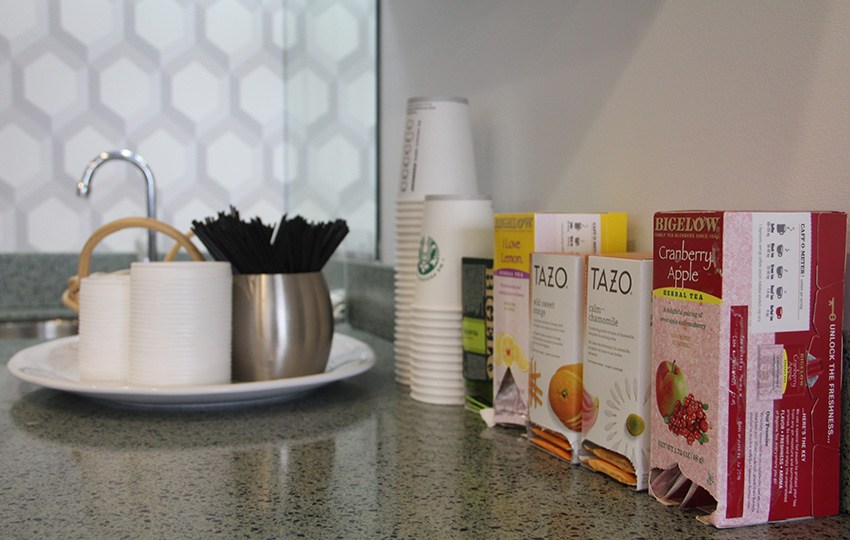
[128,261,232,386]
[393,96,479,387]
[78,271,131,382]
[76,261,233,387]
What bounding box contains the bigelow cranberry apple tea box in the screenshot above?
[493,213,628,426]
[649,211,846,527]
[578,253,653,489]
[527,253,589,464]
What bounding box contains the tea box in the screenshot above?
[649,211,846,527]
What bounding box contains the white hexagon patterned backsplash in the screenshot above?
[0,0,376,257]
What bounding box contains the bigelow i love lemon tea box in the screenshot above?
[493,213,627,426]
[650,211,846,527]
[578,253,653,489]
[527,253,589,464]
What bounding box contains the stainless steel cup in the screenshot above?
[232,272,334,381]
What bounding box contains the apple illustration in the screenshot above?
[655,360,688,418]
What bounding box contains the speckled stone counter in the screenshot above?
[2,328,849,539]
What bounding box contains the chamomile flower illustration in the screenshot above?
[601,376,650,470]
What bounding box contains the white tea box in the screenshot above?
[579,253,653,490]
[528,253,589,464]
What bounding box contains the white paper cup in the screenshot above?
[409,317,461,331]
[395,294,415,306]
[397,223,422,233]
[411,362,463,376]
[398,96,477,201]
[412,195,493,311]
[409,352,463,368]
[409,350,463,369]
[396,199,425,208]
[409,355,464,375]
[396,250,420,261]
[410,380,465,405]
[409,326,462,339]
[396,215,423,225]
[409,340,463,355]
[412,303,463,312]
[396,211,424,221]
[410,369,463,385]
[408,325,463,348]
[395,259,418,272]
[410,311,462,323]
[410,317,462,328]
[394,341,411,385]
[411,376,465,392]
[410,391,465,405]
[396,372,411,386]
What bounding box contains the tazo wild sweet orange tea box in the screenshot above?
[528,253,590,464]
[649,211,846,527]
[578,253,653,489]
[492,213,627,426]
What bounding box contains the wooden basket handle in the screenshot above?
[62,217,205,312]
[163,229,197,262]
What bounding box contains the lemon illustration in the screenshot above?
[495,332,527,371]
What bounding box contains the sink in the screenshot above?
[0,318,78,339]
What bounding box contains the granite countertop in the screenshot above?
[1,328,849,538]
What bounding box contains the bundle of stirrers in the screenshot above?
[191,206,349,274]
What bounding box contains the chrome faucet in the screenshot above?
[77,149,157,261]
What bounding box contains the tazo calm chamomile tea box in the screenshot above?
[649,211,846,527]
[492,213,627,426]
[528,253,591,464]
[578,253,653,489]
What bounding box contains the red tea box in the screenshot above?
[649,211,846,527]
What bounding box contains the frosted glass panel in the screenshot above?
[0,0,377,258]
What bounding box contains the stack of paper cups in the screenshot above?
[128,261,232,386]
[409,195,493,405]
[78,271,131,382]
[394,96,479,385]
[393,199,424,385]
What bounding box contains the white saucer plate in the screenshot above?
[7,334,375,409]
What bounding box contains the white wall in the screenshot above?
[379,0,850,262]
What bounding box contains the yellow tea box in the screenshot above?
[579,253,653,490]
[492,212,627,426]
[528,253,590,464]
